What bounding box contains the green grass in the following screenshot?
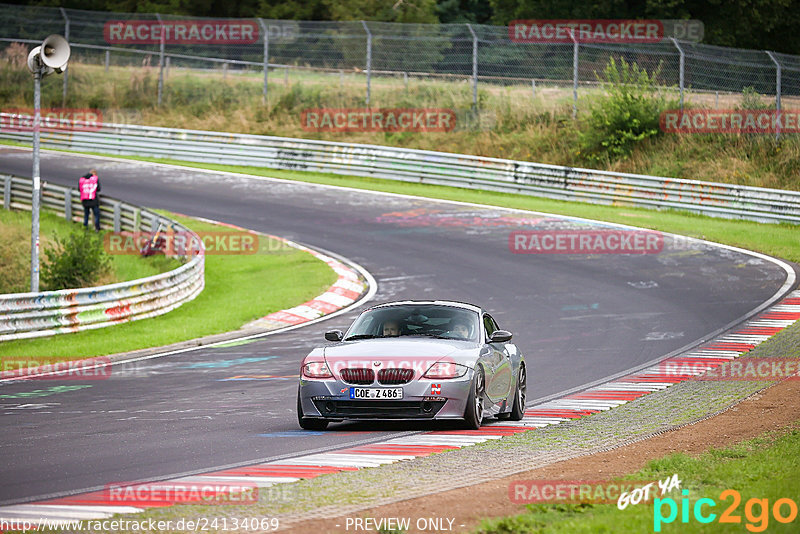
[476,424,800,533]
[0,207,179,294]
[0,212,338,359]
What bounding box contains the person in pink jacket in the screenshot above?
[79,169,101,231]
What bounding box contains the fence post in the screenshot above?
[571,30,578,119]
[60,7,69,106]
[156,13,165,106]
[3,176,10,210]
[467,24,478,109]
[765,51,782,141]
[670,38,685,111]
[113,202,121,232]
[64,188,72,222]
[257,18,269,103]
[531,79,536,99]
[361,20,372,106]
[104,49,110,72]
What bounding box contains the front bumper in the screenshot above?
[298,373,474,421]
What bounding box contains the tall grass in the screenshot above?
[1,52,798,190]
[0,208,179,293]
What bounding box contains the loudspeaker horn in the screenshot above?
[40,34,70,70]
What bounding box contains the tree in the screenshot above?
[322,0,439,23]
[436,0,493,24]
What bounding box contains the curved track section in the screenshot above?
[0,148,794,505]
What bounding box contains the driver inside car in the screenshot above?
[449,320,471,339]
[382,320,401,337]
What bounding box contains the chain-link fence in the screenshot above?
[1,3,799,126]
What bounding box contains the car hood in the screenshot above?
[323,338,479,378]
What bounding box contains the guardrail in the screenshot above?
[0,174,204,341]
[1,115,799,224]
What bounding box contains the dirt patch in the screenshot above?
[281,377,800,533]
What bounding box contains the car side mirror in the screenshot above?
[325,330,343,342]
[489,330,512,343]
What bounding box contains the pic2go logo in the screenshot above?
[654,489,798,532]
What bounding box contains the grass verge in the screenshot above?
[0,212,338,359]
[0,207,179,294]
[476,423,800,533]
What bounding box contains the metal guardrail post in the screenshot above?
[571,31,578,119]
[133,207,141,231]
[258,18,269,103]
[765,51,782,141]
[156,13,165,107]
[3,176,10,210]
[466,24,478,109]
[361,20,372,106]
[104,49,110,72]
[151,215,159,232]
[60,7,69,106]
[670,38,685,111]
[113,201,121,232]
[64,188,72,221]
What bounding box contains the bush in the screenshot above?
[739,86,769,110]
[41,229,111,290]
[578,57,670,164]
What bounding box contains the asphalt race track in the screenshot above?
[0,147,794,504]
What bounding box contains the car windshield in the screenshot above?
[345,304,480,342]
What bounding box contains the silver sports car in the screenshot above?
[297,300,526,430]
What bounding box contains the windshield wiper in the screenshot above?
[407,333,451,339]
[343,334,377,341]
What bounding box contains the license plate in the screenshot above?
[349,387,403,400]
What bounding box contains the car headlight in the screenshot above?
[302,361,333,379]
[422,361,469,379]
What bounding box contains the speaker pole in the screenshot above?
[30,65,41,292]
[27,34,69,292]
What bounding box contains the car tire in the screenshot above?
[507,364,526,421]
[297,388,328,431]
[463,367,485,430]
